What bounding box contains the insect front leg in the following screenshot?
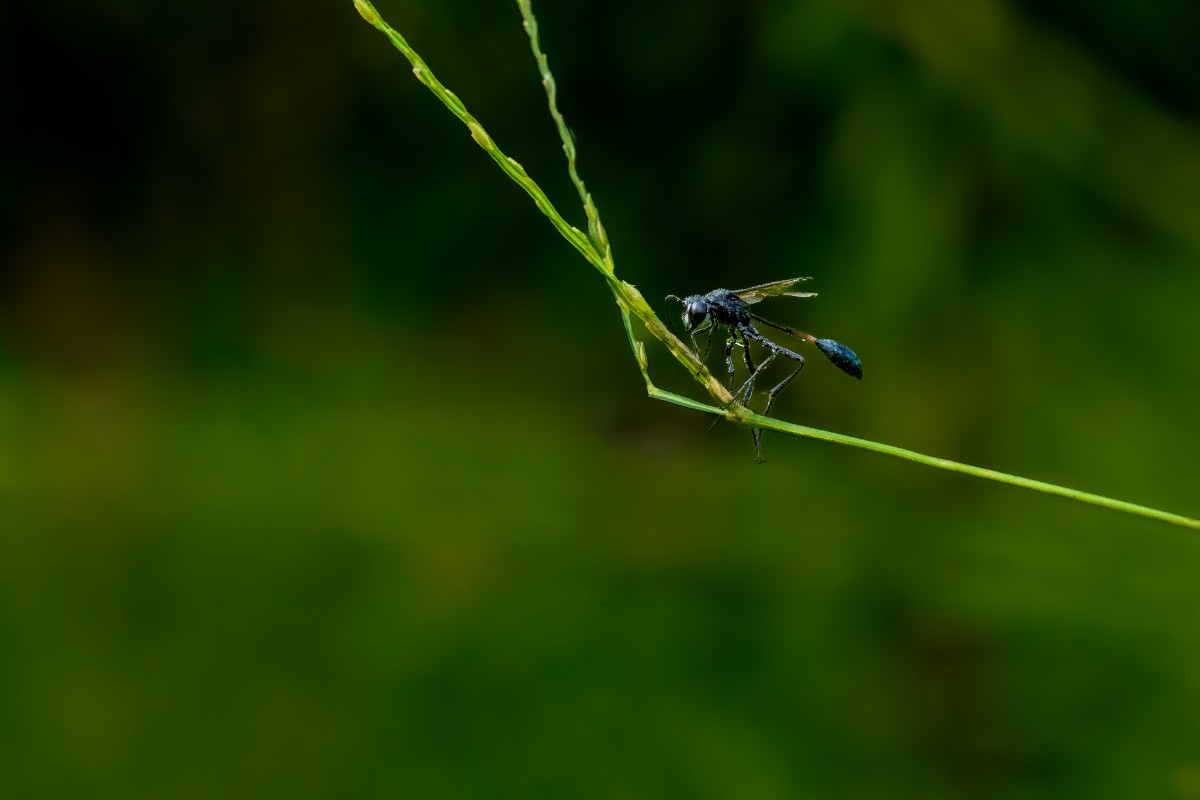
[701,323,716,361]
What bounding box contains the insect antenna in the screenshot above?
[664,295,684,334]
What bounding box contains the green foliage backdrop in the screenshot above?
[2,0,1198,796]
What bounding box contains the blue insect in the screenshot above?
[666,277,861,461]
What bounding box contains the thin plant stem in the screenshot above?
[744,413,1200,530]
[517,0,612,264]
[352,0,1199,533]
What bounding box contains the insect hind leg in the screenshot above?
[763,359,804,420]
[733,348,775,407]
[735,328,799,406]
[738,331,806,463]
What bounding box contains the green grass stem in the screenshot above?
[353,0,1198,533]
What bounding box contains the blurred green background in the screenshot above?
[3,0,1200,796]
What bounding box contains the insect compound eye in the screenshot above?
[683,298,708,331]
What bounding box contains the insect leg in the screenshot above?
[724,334,739,389]
[763,359,804,420]
[701,323,716,361]
[743,329,805,367]
[741,332,807,462]
[742,332,757,391]
[723,343,773,460]
[682,319,713,356]
[733,347,776,407]
[751,360,803,464]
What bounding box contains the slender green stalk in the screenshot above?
[744,413,1200,530]
[352,0,1199,533]
[517,0,612,264]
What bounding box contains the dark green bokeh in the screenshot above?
[2,0,1199,796]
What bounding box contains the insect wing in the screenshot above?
[733,276,817,305]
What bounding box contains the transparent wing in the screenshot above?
[732,276,817,305]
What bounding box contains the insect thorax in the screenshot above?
[703,289,752,328]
